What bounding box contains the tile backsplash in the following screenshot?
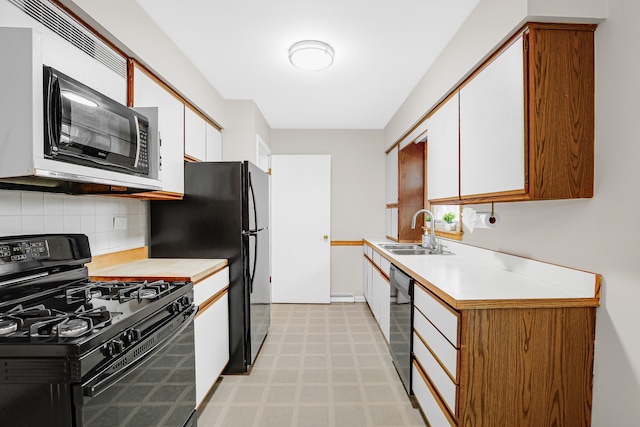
[0,190,147,256]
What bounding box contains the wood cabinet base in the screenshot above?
[456,306,595,426]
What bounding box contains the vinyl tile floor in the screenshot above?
[197,303,427,427]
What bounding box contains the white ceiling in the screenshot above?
[136,0,479,130]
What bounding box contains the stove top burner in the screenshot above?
[0,319,18,336]
[0,304,112,341]
[65,280,174,305]
[57,318,90,337]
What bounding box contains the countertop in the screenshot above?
[364,238,600,310]
[89,258,228,283]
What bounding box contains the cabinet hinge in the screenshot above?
[523,37,528,51]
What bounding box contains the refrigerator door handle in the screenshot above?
[249,171,259,231]
[250,234,258,293]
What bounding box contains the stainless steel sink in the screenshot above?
[379,243,421,250]
[388,248,455,256]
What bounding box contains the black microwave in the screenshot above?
[43,66,150,176]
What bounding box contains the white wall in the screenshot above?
[223,100,271,164]
[385,0,639,424]
[0,190,147,256]
[270,130,385,298]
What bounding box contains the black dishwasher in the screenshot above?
[389,264,414,394]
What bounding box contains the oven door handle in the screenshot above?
[82,308,196,398]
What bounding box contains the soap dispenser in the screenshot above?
[421,227,430,248]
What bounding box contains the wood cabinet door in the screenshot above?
[427,92,460,202]
[459,35,525,198]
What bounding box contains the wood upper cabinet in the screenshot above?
[398,141,425,242]
[428,23,595,204]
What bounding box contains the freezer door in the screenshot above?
[245,227,270,366]
[245,161,269,232]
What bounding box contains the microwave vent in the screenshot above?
[7,0,126,78]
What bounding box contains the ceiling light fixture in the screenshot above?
[288,40,334,71]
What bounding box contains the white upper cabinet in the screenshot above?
[133,66,185,194]
[427,93,460,201]
[385,145,399,205]
[205,123,222,161]
[184,106,207,161]
[459,35,525,197]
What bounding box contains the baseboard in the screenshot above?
[330,293,366,303]
[330,293,354,303]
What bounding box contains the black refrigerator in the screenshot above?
[148,161,270,374]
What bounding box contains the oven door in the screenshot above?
[76,312,197,427]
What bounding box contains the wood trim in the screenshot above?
[124,191,184,201]
[86,247,148,271]
[386,203,399,208]
[385,141,400,155]
[195,264,231,283]
[196,286,229,317]
[331,240,363,246]
[127,59,135,107]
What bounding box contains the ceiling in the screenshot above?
[136,0,479,130]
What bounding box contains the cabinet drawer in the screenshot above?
[380,257,391,276]
[372,251,382,269]
[193,267,229,307]
[412,361,455,427]
[414,307,458,379]
[414,282,459,346]
[413,331,456,415]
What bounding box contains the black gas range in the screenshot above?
[0,234,198,427]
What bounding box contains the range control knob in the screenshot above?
[112,339,124,354]
[169,302,181,314]
[102,339,124,356]
[122,329,140,345]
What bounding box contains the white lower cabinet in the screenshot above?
[363,244,390,344]
[362,245,391,342]
[412,281,459,426]
[373,269,390,343]
[193,267,230,408]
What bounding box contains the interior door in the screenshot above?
[271,155,331,303]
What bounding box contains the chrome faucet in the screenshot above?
[410,209,441,253]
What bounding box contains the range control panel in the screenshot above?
[0,240,50,264]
